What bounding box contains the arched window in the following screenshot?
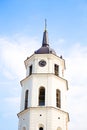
[39,87,45,106]
[39,127,43,130]
[25,90,29,109]
[56,89,61,108]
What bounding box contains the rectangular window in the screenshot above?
[39,87,45,106]
[25,90,29,109]
[54,64,59,76]
[29,65,32,75]
[56,89,61,108]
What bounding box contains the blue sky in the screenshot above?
[0,0,87,130]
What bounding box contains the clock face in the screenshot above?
[39,60,46,67]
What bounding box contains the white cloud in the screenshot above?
[0,35,40,80]
[65,43,87,130]
[0,35,87,130]
[65,43,87,80]
[58,38,65,44]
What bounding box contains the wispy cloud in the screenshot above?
[0,35,87,130]
[66,43,87,84]
[0,35,40,80]
[0,35,41,121]
[65,43,87,130]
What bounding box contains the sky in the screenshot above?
[0,0,87,130]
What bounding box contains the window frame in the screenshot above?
[56,89,61,108]
[25,90,29,109]
[54,64,59,76]
[29,65,32,75]
[39,87,45,106]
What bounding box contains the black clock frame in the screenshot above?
[39,60,46,67]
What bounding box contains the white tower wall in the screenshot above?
[17,28,69,130]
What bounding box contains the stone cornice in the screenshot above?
[17,106,70,121]
[20,73,68,90]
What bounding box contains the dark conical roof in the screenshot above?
[35,23,56,55]
[42,29,49,47]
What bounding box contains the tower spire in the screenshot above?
[42,19,49,47]
[45,19,47,30]
[35,20,56,54]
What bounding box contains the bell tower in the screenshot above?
[17,23,69,130]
